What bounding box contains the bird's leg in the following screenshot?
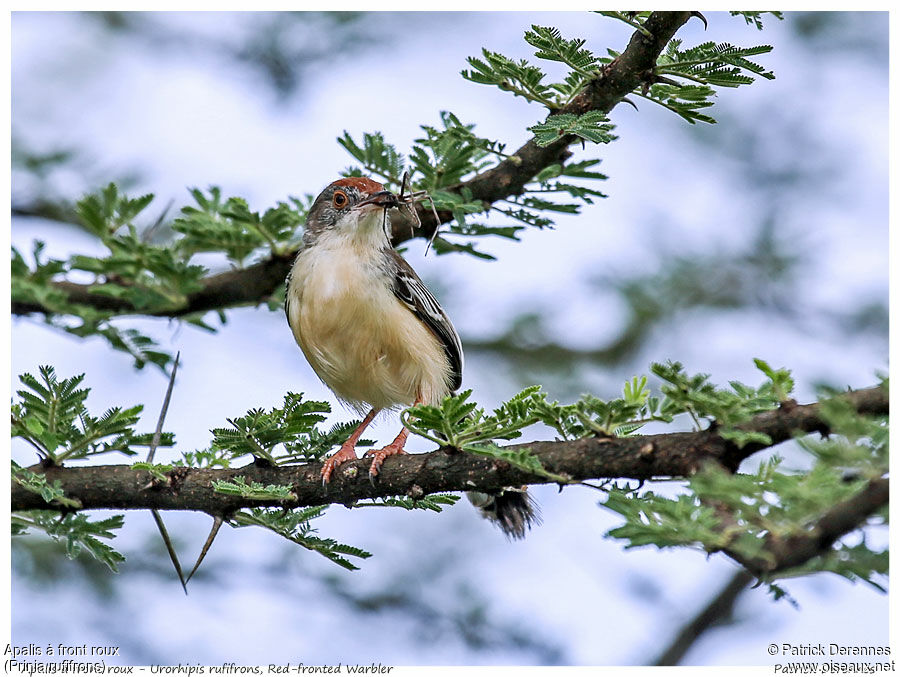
[363,396,422,479]
[322,407,380,484]
[363,427,410,480]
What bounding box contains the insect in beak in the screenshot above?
[356,190,399,210]
[354,190,398,240]
[395,170,443,256]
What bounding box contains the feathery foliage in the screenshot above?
[12,12,777,362]
[603,380,888,597]
[352,494,461,512]
[10,12,886,598]
[231,507,372,571]
[212,476,297,502]
[11,365,173,463]
[208,392,374,466]
[12,511,126,572]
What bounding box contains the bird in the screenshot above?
[285,177,538,538]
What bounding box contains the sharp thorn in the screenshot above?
[151,509,188,594]
[184,515,224,584]
[690,11,708,30]
[621,97,639,111]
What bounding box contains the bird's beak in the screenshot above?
[356,190,399,210]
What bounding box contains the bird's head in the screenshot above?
[303,177,398,245]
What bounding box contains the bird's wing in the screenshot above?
[389,249,463,392]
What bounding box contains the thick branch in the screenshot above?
[13,12,693,320]
[11,386,886,515]
[720,476,889,576]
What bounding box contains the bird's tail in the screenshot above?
[467,487,541,540]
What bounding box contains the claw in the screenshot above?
[321,408,379,484]
[363,431,410,480]
[321,443,359,484]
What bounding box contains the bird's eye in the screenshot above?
[332,190,348,208]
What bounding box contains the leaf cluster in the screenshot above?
[13,511,126,573]
[464,17,775,132]
[645,39,775,124]
[9,366,179,573]
[405,360,793,454]
[352,494,460,512]
[174,187,306,262]
[13,183,310,369]
[12,462,81,509]
[212,476,297,502]
[651,358,794,445]
[9,366,452,574]
[208,392,373,466]
[231,507,372,571]
[14,12,780,351]
[11,365,173,464]
[603,382,888,593]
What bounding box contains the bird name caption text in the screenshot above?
[5,644,127,675]
[268,666,392,675]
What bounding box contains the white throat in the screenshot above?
[334,205,391,250]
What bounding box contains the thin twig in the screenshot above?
[145,352,187,592]
[147,351,180,463]
[653,569,754,665]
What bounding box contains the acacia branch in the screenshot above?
[12,12,693,320]
[653,570,755,666]
[12,386,886,517]
[719,476,889,576]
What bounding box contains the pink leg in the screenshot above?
[322,408,379,483]
[363,395,422,479]
[363,427,410,479]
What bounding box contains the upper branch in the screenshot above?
[12,12,692,320]
[11,385,886,514]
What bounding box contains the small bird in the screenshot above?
[285,177,538,538]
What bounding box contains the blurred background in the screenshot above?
[11,11,888,666]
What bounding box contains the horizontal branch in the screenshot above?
[11,386,887,514]
[13,12,693,320]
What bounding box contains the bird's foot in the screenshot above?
[321,442,359,484]
[363,441,408,480]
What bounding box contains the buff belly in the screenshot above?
[287,242,452,411]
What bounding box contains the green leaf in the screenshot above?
[231,507,371,571]
[131,461,173,483]
[75,183,154,237]
[11,463,81,509]
[353,494,461,512]
[524,25,599,76]
[12,365,173,463]
[529,111,617,147]
[13,511,126,572]
[462,49,556,108]
[729,11,784,31]
[211,392,337,464]
[212,476,297,501]
[337,131,405,185]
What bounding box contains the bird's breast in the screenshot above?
[286,238,451,410]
